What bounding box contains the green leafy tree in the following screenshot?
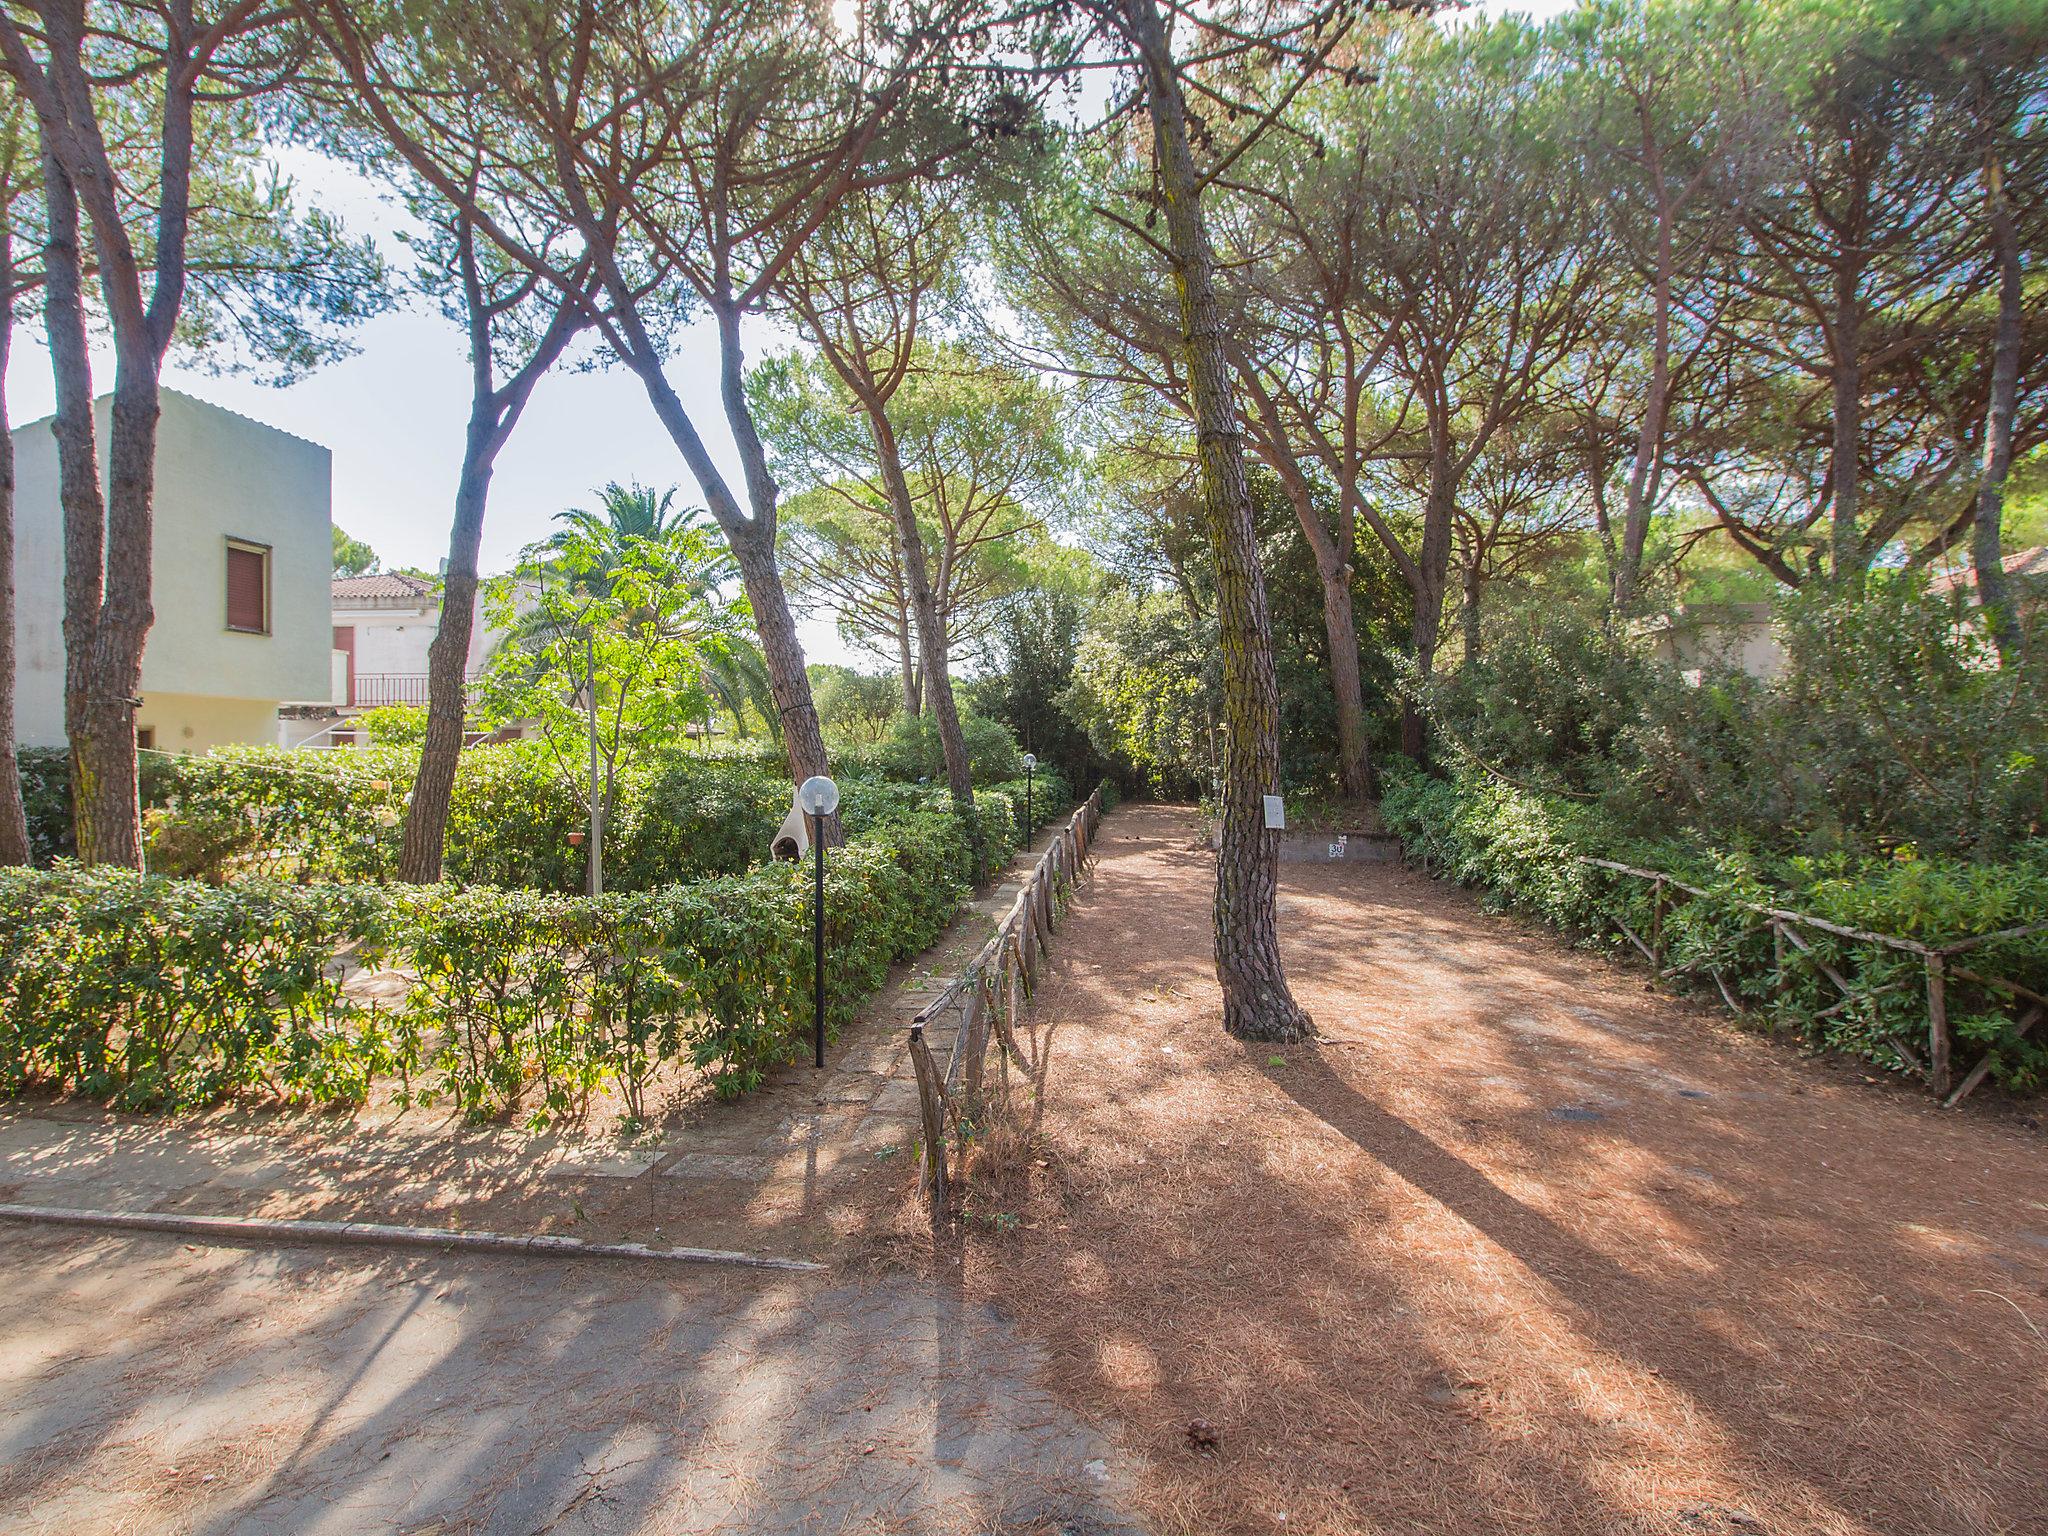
[333,526,381,578]
[478,512,750,863]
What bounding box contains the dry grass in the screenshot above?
[931,805,2048,1536]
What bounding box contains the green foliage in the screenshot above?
[610,759,790,886]
[1381,761,2048,1090]
[478,494,749,825]
[1416,581,2048,861]
[141,746,415,883]
[0,798,1055,1116]
[864,709,1025,787]
[811,665,903,747]
[441,742,590,891]
[333,526,381,577]
[357,704,430,747]
[1063,587,1217,798]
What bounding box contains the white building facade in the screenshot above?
[11,390,333,753]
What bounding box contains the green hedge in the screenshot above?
[20,744,1075,895]
[1380,763,2048,1092]
[0,802,1023,1120]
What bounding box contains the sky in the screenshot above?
[2,0,1581,672]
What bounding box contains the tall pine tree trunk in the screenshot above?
[1402,428,1455,760]
[871,409,973,813]
[398,420,493,883]
[1271,464,1372,799]
[1829,265,1864,583]
[1972,153,2023,664]
[40,150,119,868]
[1613,192,1674,615]
[0,222,28,866]
[1126,0,1310,1042]
[603,297,834,827]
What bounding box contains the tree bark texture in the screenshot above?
[1126,0,1310,1043]
[870,409,974,812]
[0,216,29,866]
[1971,153,2024,664]
[1270,461,1372,799]
[40,144,144,866]
[1829,262,1864,582]
[397,428,492,883]
[1612,185,1674,615]
[1401,428,1455,760]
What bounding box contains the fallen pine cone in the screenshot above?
[1185,1419,1221,1454]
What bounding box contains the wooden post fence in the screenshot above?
[905,786,1107,1216]
[1577,856,2047,1107]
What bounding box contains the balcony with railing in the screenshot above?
[345,673,483,708]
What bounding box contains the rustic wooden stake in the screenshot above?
[907,1023,949,1215]
[1772,920,1787,1023]
[960,978,988,1109]
[1651,878,1665,966]
[1925,954,1951,1097]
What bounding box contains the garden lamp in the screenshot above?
[1022,753,1036,842]
[797,774,840,1069]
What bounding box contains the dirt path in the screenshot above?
[961,804,2048,1536]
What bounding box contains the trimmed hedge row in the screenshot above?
[1380,763,2048,1091]
[21,744,1071,894]
[0,786,1074,1121]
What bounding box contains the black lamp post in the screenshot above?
[1022,752,1036,842]
[797,774,839,1069]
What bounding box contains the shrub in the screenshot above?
[1381,761,2048,1091]
[866,709,1024,786]
[442,741,590,891]
[610,758,789,887]
[1414,579,2048,862]
[0,802,1019,1116]
[143,745,415,883]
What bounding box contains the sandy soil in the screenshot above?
[954,804,2048,1536]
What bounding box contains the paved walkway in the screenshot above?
[0,1225,1135,1535]
[0,822,1070,1265]
[0,819,1141,1535]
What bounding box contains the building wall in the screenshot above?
[137,694,287,756]
[333,586,522,688]
[12,390,333,749]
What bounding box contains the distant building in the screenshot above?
[10,390,332,753]
[282,569,525,747]
[1928,546,2047,615]
[1644,602,1786,681]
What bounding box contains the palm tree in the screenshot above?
[698,635,780,743]
[544,481,707,601]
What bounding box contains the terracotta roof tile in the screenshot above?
[332,571,437,601]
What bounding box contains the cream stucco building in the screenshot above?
[11,390,334,753]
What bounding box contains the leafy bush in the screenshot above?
[357,704,430,747]
[863,709,1024,786]
[1381,761,2048,1091]
[143,745,415,883]
[1415,580,2048,861]
[0,799,1055,1117]
[441,741,591,891]
[610,758,789,886]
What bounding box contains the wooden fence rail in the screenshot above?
[1579,856,2046,1106]
[905,786,1106,1212]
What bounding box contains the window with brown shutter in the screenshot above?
[225,541,269,633]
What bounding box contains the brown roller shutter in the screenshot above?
[226,542,268,632]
